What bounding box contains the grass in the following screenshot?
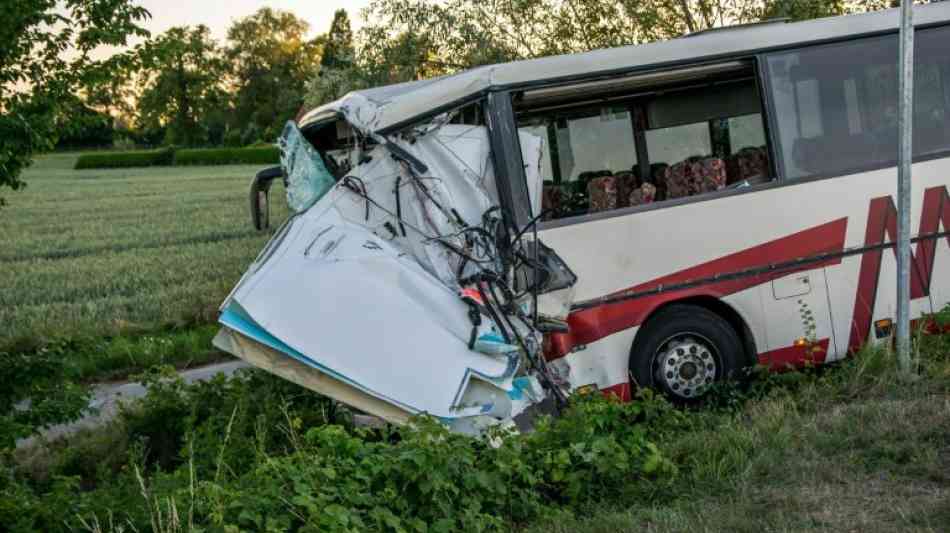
[0,152,287,375]
[524,334,950,533]
[9,331,949,532]
[58,325,226,383]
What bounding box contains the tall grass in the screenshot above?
[0,154,288,358]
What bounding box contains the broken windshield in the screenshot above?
[278,121,337,213]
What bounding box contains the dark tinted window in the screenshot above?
[765,26,950,180]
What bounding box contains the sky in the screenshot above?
[134,0,374,39]
[93,0,374,58]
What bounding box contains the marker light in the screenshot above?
[874,319,894,339]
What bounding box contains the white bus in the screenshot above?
[507,5,950,401]
[230,4,950,428]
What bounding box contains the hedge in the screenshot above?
[174,146,280,166]
[73,148,175,169]
[73,146,279,170]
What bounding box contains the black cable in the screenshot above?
[509,208,553,250]
[341,175,371,221]
[393,175,408,236]
[340,182,493,267]
[477,281,512,344]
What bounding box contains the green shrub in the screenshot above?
[72,146,280,169]
[173,146,279,166]
[0,343,90,451]
[191,393,679,533]
[73,148,174,170]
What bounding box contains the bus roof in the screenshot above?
[300,3,950,134]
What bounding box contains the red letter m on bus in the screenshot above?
[850,185,950,351]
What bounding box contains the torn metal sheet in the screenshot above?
[219,107,572,434]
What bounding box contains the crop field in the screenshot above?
[0,153,287,353]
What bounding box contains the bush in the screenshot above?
[72,146,280,169]
[73,148,174,169]
[0,343,90,451]
[173,146,279,166]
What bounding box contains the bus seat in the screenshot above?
[662,156,726,199]
[728,146,769,184]
[794,131,891,177]
[541,184,564,220]
[588,174,621,212]
[628,182,657,206]
[651,163,669,201]
[616,171,638,204]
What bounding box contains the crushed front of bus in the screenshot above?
[216,91,577,435]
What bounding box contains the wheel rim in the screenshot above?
[652,332,719,399]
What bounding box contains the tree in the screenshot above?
[306,0,899,111]
[226,8,323,144]
[0,0,149,202]
[136,26,229,147]
[321,9,355,71]
[354,0,901,73]
[54,96,115,150]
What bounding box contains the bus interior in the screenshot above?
[514,60,772,221]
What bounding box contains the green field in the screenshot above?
[0,153,287,355]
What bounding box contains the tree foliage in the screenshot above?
[304,0,898,109]
[53,96,115,150]
[136,25,228,146]
[226,8,324,143]
[321,9,355,71]
[359,0,895,68]
[0,0,149,200]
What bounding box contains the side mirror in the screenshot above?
[250,166,284,231]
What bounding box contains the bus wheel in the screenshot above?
[630,304,743,402]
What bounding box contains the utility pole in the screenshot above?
[895,0,914,374]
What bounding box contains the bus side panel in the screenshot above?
[926,173,950,316]
[823,159,950,356]
[539,155,950,393]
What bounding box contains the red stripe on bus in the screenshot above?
[757,338,829,370]
[848,186,950,352]
[545,218,849,361]
[600,382,631,402]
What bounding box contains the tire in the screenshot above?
[629,304,744,402]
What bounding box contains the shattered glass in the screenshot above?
[278,121,337,213]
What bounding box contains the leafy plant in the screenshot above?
[0,343,90,451]
[0,0,149,202]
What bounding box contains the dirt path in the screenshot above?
[16,360,249,449]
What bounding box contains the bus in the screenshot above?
[230,4,950,428]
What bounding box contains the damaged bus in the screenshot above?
[217,3,950,434]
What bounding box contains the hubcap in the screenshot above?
[653,334,718,399]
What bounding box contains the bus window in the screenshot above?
[915,26,950,158]
[519,106,638,219]
[765,26,950,181]
[516,61,770,220]
[644,80,770,200]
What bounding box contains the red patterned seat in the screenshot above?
[541,184,564,220]
[628,182,657,206]
[662,156,726,200]
[728,146,769,184]
[587,174,620,212]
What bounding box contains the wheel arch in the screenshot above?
[633,295,758,367]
